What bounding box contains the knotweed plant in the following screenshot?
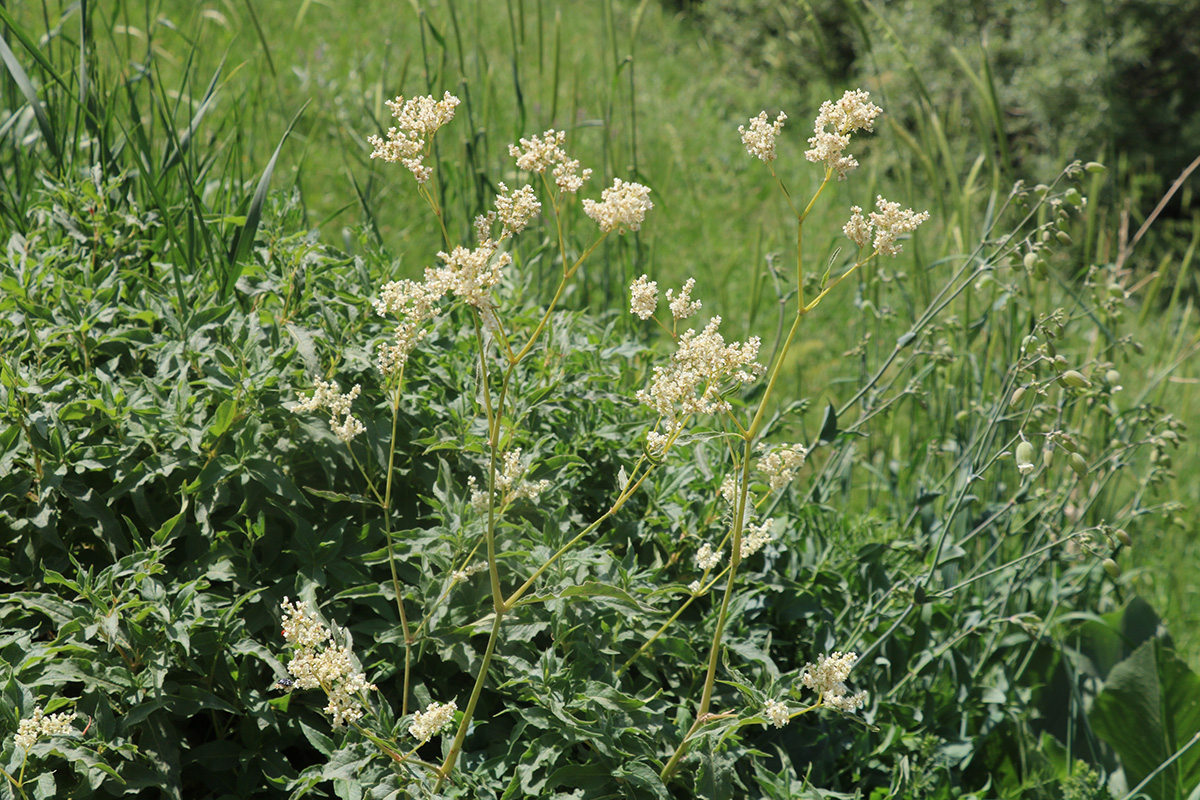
[283,89,923,791]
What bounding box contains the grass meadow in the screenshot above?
[2,1,1199,798]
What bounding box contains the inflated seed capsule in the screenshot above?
[1085,161,1107,174]
[1054,355,1069,372]
[1024,252,1039,272]
[1060,369,1091,388]
[1010,386,1027,407]
[1069,452,1088,477]
[1016,441,1036,475]
[1116,529,1132,547]
[1056,231,1072,245]
[1103,558,1121,579]
[1105,369,1121,385]
[1043,447,1054,469]
[1107,283,1125,298]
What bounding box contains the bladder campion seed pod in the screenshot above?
[1059,370,1091,389]
[1010,386,1027,407]
[1103,558,1121,579]
[1116,529,1132,547]
[1053,354,1069,371]
[1069,452,1088,477]
[1016,441,1036,475]
[1043,447,1054,469]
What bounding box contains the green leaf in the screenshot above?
[243,458,311,507]
[1090,637,1200,799]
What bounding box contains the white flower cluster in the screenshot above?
[666,278,702,321]
[583,178,654,234]
[635,315,764,439]
[466,449,551,511]
[280,598,377,728]
[739,110,788,164]
[740,517,773,558]
[452,561,489,583]
[508,129,593,194]
[695,542,723,571]
[800,651,868,713]
[763,698,790,728]
[368,92,461,183]
[409,700,457,744]
[293,379,365,443]
[493,182,541,239]
[843,196,931,257]
[804,89,882,180]
[14,706,76,750]
[719,474,738,506]
[757,444,809,491]
[630,275,659,320]
[371,236,514,375]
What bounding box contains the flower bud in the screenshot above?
[1010,386,1027,407]
[1043,447,1054,469]
[1068,452,1088,477]
[1016,441,1036,475]
[1023,252,1038,272]
[1105,369,1121,385]
[1116,529,1132,547]
[1059,370,1090,388]
[1103,558,1121,579]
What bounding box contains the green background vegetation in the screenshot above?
[2,0,1198,797]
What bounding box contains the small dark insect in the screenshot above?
[275,678,295,690]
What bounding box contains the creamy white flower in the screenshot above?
[800,651,867,713]
[804,89,882,179]
[764,698,790,728]
[409,700,457,743]
[740,518,773,558]
[509,130,593,194]
[368,92,460,183]
[293,380,366,442]
[666,278,702,321]
[630,274,659,320]
[636,315,764,427]
[739,110,788,164]
[695,542,722,571]
[280,598,376,727]
[14,706,75,750]
[757,444,809,491]
[583,178,653,233]
[494,182,541,238]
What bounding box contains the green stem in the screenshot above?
[435,610,505,787]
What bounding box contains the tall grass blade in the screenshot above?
[0,27,61,166]
[224,99,311,299]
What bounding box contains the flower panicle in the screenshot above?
[292,379,366,443]
[280,598,376,728]
[14,706,76,750]
[804,89,883,180]
[844,196,931,257]
[368,92,461,184]
[800,651,868,713]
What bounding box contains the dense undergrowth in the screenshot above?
[2,2,1199,799]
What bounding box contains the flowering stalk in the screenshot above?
[659,90,925,782]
